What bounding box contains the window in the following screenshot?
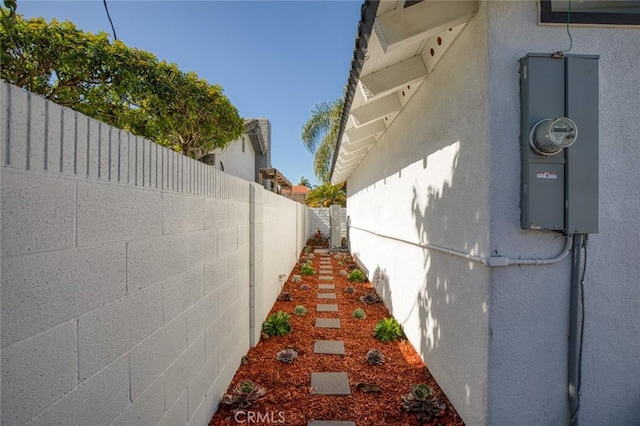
[540,0,640,26]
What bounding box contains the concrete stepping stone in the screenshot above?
[319,268,333,273]
[314,340,345,355]
[310,372,351,395]
[319,275,333,280]
[315,249,330,254]
[318,284,335,290]
[316,304,338,312]
[317,293,336,299]
[315,318,341,328]
[308,422,355,426]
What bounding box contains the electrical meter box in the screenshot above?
[519,53,599,234]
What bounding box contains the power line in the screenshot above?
[103,0,118,40]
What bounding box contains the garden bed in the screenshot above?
[209,247,463,425]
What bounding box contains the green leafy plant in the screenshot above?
[300,264,316,275]
[305,259,313,267]
[344,255,353,264]
[373,317,403,342]
[293,305,308,316]
[291,274,302,283]
[262,311,291,337]
[303,246,312,254]
[276,348,298,363]
[348,268,366,282]
[337,261,344,267]
[359,292,382,305]
[401,384,446,422]
[222,380,266,411]
[366,349,385,365]
[352,308,366,319]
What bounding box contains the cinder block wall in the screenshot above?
[0,82,307,425]
[307,207,346,241]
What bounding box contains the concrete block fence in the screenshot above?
[0,82,308,425]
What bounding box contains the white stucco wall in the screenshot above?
[215,134,256,182]
[346,3,491,424]
[485,2,640,425]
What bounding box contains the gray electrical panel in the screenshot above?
[519,53,599,234]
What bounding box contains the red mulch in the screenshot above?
[209,244,464,426]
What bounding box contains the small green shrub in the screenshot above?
[293,305,308,316]
[300,264,316,275]
[352,308,366,319]
[303,246,311,253]
[263,311,291,336]
[348,269,366,282]
[373,317,403,342]
[401,384,446,422]
[305,259,313,267]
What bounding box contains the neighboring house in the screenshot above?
[331,1,639,425]
[204,117,270,184]
[291,185,310,204]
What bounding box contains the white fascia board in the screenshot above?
[351,94,401,127]
[343,135,376,155]
[373,0,478,53]
[359,55,427,99]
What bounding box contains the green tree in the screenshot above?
[305,182,346,208]
[0,13,243,160]
[298,176,311,188]
[301,98,343,183]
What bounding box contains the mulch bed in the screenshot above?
[209,244,464,426]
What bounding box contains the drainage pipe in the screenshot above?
[568,234,584,425]
[349,225,572,267]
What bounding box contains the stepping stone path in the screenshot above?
[310,249,354,424]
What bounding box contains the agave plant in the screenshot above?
[366,349,385,365]
[373,317,403,342]
[401,384,446,421]
[222,380,266,411]
[276,348,298,363]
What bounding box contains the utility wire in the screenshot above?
[570,234,588,425]
[564,0,573,52]
[103,0,118,40]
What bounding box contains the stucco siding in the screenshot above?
[216,134,256,183]
[346,4,491,424]
[486,2,640,425]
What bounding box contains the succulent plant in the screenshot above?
[279,292,293,301]
[308,253,315,259]
[366,349,385,365]
[305,259,313,266]
[359,292,382,305]
[334,254,343,260]
[373,317,404,342]
[344,255,353,263]
[337,261,344,267]
[303,246,311,253]
[344,286,355,293]
[222,380,266,411]
[401,384,446,422]
[300,284,311,290]
[262,311,291,336]
[339,269,348,277]
[300,264,316,275]
[352,308,366,319]
[348,268,366,282]
[293,305,308,316]
[291,274,302,283]
[276,348,298,363]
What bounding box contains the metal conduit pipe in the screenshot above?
[349,225,573,267]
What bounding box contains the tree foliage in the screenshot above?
[305,182,346,208]
[301,98,343,183]
[0,13,244,160]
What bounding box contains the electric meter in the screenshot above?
[529,117,578,155]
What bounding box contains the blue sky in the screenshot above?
[17,0,363,186]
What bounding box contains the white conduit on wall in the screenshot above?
[349,225,572,267]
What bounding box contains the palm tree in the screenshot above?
[301,98,343,183]
[298,176,312,189]
[305,182,346,208]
